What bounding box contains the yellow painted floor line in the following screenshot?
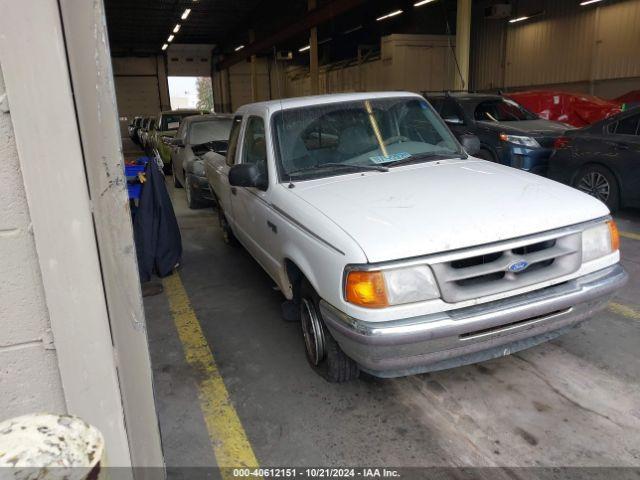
[620,230,640,241]
[608,302,640,321]
[163,273,260,474]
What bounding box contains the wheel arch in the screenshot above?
[282,254,321,302]
[571,161,622,191]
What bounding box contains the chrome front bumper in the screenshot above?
[320,265,627,378]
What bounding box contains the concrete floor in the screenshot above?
[141,155,640,470]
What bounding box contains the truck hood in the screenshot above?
[290,159,609,263]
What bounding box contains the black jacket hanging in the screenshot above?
[133,160,182,282]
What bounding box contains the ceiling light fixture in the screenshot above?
[167,34,174,42]
[299,45,310,52]
[343,25,363,34]
[162,44,168,51]
[173,24,181,33]
[181,8,191,20]
[509,16,529,23]
[376,9,403,21]
[580,0,603,5]
[414,0,436,7]
[235,45,245,51]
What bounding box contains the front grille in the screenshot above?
[431,232,582,303]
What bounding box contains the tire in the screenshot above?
[299,279,359,383]
[475,148,495,162]
[573,165,620,212]
[163,162,173,176]
[173,171,183,188]
[218,206,239,246]
[185,174,203,209]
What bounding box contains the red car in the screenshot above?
[506,90,621,128]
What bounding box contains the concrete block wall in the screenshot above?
[0,62,66,419]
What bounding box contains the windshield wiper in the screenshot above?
[288,162,388,177]
[385,152,465,168]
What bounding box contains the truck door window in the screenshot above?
[440,99,464,125]
[241,116,268,178]
[226,116,243,167]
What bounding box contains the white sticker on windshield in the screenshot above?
[369,152,411,164]
[168,121,180,129]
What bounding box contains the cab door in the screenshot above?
[230,115,281,280]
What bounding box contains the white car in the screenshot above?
[204,92,627,382]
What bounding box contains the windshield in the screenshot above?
[189,119,233,145]
[272,97,462,180]
[474,98,538,122]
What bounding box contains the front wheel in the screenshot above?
[185,174,203,209]
[574,165,620,212]
[300,279,359,383]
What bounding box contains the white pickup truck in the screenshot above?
[204,92,627,382]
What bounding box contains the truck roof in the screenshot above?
[237,91,424,116]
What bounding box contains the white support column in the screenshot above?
[0,0,133,471]
[454,0,472,91]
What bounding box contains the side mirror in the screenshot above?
[444,116,464,125]
[460,134,481,156]
[228,163,267,190]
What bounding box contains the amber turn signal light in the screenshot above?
[608,220,620,252]
[345,270,389,308]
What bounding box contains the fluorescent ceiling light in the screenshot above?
[318,37,332,45]
[181,8,191,20]
[173,24,181,33]
[343,25,363,34]
[235,45,245,51]
[162,44,168,51]
[580,0,603,5]
[414,0,436,7]
[167,34,174,42]
[376,9,403,21]
[299,45,310,52]
[509,16,529,23]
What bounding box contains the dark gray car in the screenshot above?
[170,114,233,209]
[425,93,571,175]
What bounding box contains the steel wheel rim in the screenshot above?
[300,298,325,366]
[578,171,610,202]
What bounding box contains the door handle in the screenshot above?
[231,187,237,195]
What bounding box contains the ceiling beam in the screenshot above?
[216,0,366,71]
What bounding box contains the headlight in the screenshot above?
[582,220,619,263]
[345,265,440,308]
[190,159,205,177]
[499,133,540,148]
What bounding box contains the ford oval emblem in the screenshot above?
[507,260,529,273]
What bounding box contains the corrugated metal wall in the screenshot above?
[471,0,640,96]
[284,34,456,97]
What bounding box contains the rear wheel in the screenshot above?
[299,279,359,383]
[218,206,239,246]
[574,165,620,212]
